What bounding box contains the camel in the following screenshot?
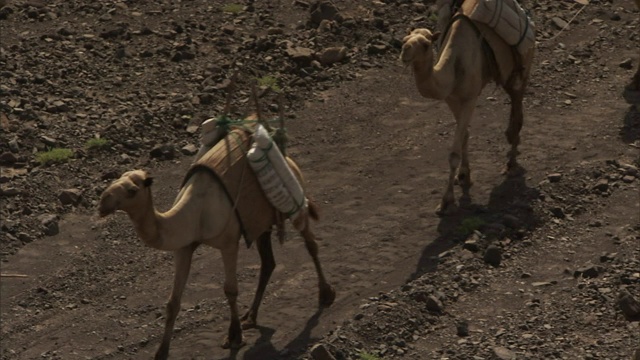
[400,0,535,215]
[98,160,335,359]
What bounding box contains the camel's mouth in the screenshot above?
[98,204,116,217]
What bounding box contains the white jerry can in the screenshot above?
[247,145,301,218]
[253,125,306,209]
[248,125,307,224]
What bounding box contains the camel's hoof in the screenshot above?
[435,201,457,217]
[222,336,245,350]
[319,285,336,307]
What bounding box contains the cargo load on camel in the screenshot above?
[190,116,309,245]
[437,0,535,56]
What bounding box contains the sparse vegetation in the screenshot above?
[456,216,486,236]
[359,351,381,360]
[256,75,281,92]
[222,3,243,13]
[35,148,74,165]
[85,138,110,150]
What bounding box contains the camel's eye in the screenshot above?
[126,187,138,198]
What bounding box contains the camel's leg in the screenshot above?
[504,88,525,176]
[155,245,197,360]
[301,224,336,307]
[221,243,244,349]
[240,232,275,330]
[456,129,473,188]
[438,98,476,216]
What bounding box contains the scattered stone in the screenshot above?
[622,175,635,183]
[425,295,443,313]
[310,344,336,360]
[310,0,342,26]
[588,219,602,227]
[456,320,469,337]
[620,58,634,70]
[483,245,502,267]
[0,152,17,165]
[286,46,315,66]
[1,186,19,196]
[547,173,562,182]
[592,179,609,192]
[574,265,603,279]
[318,46,347,66]
[599,252,617,262]
[58,188,82,206]
[463,236,479,252]
[617,291,640,320]
[150,144,177,160]
[493,346,516,360]
[40,135,57,147]
[39,214,59,236]
[551,17,568,30]
[549,207,565,219]
[501,214,521,229]
[180,144,198,156]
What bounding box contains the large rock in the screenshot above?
[286,46,315,66]
[310,1,342,25]
[39,214,59,236]
[317,46,347,66]
[59,188,82,206]
[618,291,640,321]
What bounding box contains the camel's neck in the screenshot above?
[127,190,197,252]
[412,53,454,100]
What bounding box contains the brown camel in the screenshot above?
[400,1,535,215]
[98,160,335,358]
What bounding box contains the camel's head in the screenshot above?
[400,28,440,66]
[98,170,154,217]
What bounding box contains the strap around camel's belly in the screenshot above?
[182,128,277,248]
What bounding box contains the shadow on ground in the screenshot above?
[410,168,542,281]
[619,104,640,145]
[220,309,325,360]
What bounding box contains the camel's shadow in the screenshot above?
[221,308,324,360]
[619,104,640,145]
[410,167,541,281]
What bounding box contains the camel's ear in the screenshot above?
[432,32,441,42]
[143,177,154,187]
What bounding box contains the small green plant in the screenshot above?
[256,75,281,92]
[35,148,74,165]
[222,3,243,13]
[85,138,110,150]
[456,216,486,236]
[358,351,382,360]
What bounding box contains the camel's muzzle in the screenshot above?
[98,204,116,217]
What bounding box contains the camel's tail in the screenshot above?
[307,197,320,222]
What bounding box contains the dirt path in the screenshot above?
[1,0,639,359]
[2,60,637,359]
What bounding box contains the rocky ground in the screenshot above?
[1,0,639,359]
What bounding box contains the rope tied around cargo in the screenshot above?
[514,12,530,48]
